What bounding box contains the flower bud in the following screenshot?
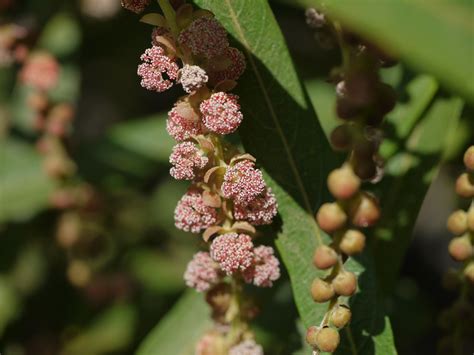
[468,206,474,231]
[455,173,474,198]
[305,325,320,348]
[311,277,335,303]
[463,146,474,171]
[353,159,377,181]
[339,229,366,255]
[316,203,347,233]
[327,165,361,200]
[330,124,353,151]
[336,96,361,120]
[464,262,474,283]
[446,209,468,235]
[349,193,381,228]
[448,234,473,262]
[330,305,352,328]
[315,327,340,353]
[332,270,357,296]
[313,245,338,270]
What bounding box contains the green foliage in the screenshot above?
[136,290,212,355]
[0,138,55,223]
[286,0,474,102]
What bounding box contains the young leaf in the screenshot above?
[286,0,474,102]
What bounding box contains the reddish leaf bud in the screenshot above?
[463,146,474,171]
[330,305,352,328]
[339,229,366,255]
[316,202,347,233]
[311,277,335,303]
[313,245,338,270]
[327,164,361,200]
[332,270,357,296]
[315,327,340,353]
[349,193,381,228]
[455,173,474,198]
[448,235,473,262]
[446,209,468,235]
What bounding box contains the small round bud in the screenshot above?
[332,270,357,296]
[311,278,335,303]
[336,96,361,120]
[339,229,366,255]
[330,305,352,328]
[330,124,353,151]
[446,209,468,235]
[353,159,377,181]
[463,146,474,171]
[448,235,473,262]
[315,327,340,353]
[455,173,474,198]
[374,83,397,117]
[313,245,338,270]
[464,262,474,283]
[316,203,347,233]
[467,206,474,231]
[305,325,320,348]
[327,165,361,200]
[349,193,381,228]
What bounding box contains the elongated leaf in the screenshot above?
[284,0,474,102]
[136,290,212,355]
[373,95,463,292]
[194,0,396,352]
[0,138,55,223]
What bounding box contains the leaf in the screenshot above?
[0,138,55,223]
[194,0,395,352]
[62,304,137,355]
[37,13,82,58]
[107,114,174,163]
[287,0,474,102]
[136,290,212,355]
[373,95,463,292]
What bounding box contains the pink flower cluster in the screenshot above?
[200,92,243,134]
[137,46,178,92]
[169,142,208,180]
[184,233,280,292]
[229,339,264,355]
[184,252,221,292]
[174,189,218,233]
[121,0,150,14]
[222,160,266,205]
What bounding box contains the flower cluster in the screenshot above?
[127,2,277,353]
[438,146,474,353]
[304,8,397,353]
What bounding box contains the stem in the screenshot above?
[157,0,179,37]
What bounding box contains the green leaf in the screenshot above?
[194,0,396,353]
[136,290,212,355]
[373,95,463,292]
[0,138,55,223]
[62,304,137,355]
[107,114,174,163]
[37,13,82,58]
[287,0,474,102]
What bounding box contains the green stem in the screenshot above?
[157,0,179,37]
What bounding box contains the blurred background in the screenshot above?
[1,1,473,354]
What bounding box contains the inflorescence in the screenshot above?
[123,1,280,353]
[305,7,397,354]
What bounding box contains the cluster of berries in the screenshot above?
[19,43,102,287]
[305,7,396,353]
[438,146,474,354]
[124,1,279,353]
